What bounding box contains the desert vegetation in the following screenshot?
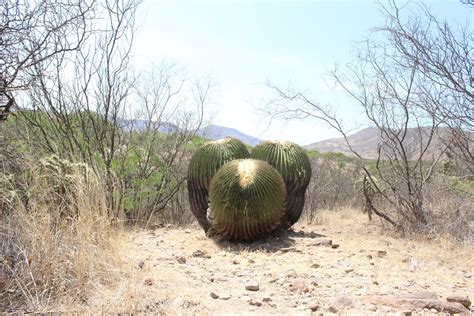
[0,0,472,313]
[266,0,473,238]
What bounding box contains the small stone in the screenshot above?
[143,277,153,286]
[331,244,340,249]
[249,299,262,307]
[245,281,260,291]
[286,269,298,278]
[193,250,211,258]
[219,293,231,300]
[248,258,255,264]
[377,250,387,258]
[313,239,332,247]
[311,263,321,269]
[232,259,239,264]
[328,306,338,313]
[401,310,412,316]
[329,295,354,310]
[367,254,373,259]
[185,229,192,233]
[308,301,319,311]
[138,260,145,269]
[446,295,471,308]
[176,256,186,264]
[262,297,272,302]
[345,268,354,273]
[210,291,219,299]
[289,278,310,293]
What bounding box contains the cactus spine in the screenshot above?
[209,159,285,241]
[187,138,250,232]
[251,141,311,228]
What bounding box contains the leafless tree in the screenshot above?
[266,0,472,231]
[0,0,96,120]
[376,0,473,175]
[124,64,210,225]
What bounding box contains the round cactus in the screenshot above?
[251,141,311,228]
[209,159,285,242]
[187,138,250,232]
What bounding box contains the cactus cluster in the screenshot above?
[187,137,311,242]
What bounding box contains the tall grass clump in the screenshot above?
[0,153,121,312]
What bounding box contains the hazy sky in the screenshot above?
[133,0,472,145]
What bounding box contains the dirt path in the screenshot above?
[88,210,473,314]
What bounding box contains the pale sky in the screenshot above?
[133,0,472,146]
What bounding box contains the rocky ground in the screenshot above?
[85,210,473,315]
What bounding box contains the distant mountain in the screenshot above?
[119,119,179,133]
[304,127,454,159]
[120,120,261,146]
[197,124,261,146]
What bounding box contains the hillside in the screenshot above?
[198,124,261,146]
[304,127,456,159]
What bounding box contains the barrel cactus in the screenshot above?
[209,159,285,241]
[187,138,250,232]
[251,141,311,228]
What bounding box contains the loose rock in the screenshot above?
[143,277,153,286]
[210,291,219,299]
[289,278,310,293]
[286,269,298,278]
[245,281,260,291]
[249,299,262,307]
[446,295,471,308]
[329,295,355,310]
[176,256,186,264]
[193,250,211,259]
[307,301,319,311]
[364,295,469,314]
[219,293,231,300]
[313,239,332,247]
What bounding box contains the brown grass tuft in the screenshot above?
[0,157,122,312]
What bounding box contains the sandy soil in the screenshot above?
[84,210,473,315]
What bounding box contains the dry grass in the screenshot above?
[0,157,123,312]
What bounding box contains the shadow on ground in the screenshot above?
[210,228,328,254]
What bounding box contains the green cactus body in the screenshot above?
[187,138,250,232]
[209,159,285,242]
[251,141,311,228]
